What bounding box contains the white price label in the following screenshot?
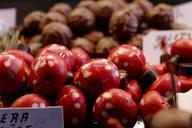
[143,30,192,65]
[0,8,16,35]
[0,106,64,128]
[174,2,192,28]
[177,89,192,113]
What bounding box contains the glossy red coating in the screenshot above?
[147,73,182,96]
[11,93,50,107]
[57,85,87,128]
[108,44,146,79]
[138,91,170,117]
[0,54,28,95]
[74,59,120,97]
[28,53,68,95]
[38,44,75,71]
[71,48,90,72]
[171,38,192,62]
[124,80,142,104]
[3,50,34,67]
[93,89,138,128]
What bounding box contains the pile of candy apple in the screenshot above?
[0,37,192,128]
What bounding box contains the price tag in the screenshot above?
[143,30,192,65]
[0,106,64,128]
[0,8,16,35]
[177,89,192,113]
[174,2,192,28]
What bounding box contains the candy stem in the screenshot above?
[161,37,177,107]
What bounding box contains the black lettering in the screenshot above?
[26,125,32,128]
[0,114,7,123]
[10,113,18,125]
[20,113,29,123]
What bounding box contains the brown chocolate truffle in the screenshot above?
[124,4,144,22]
[84,31,104,44]
[49,3,72,17]
[94,0,119,32]
[77,0,98,13]
[23,11,45,35]
[70,37,95,55]
[146,3,174,29]
[96,37,119,57]
[42,22,72,46]
[67,8,95,34]
[41,12,67,29]
[134,0,154,19]
[109,9,139,41]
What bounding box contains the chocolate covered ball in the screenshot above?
[41,12,67,29]
[49,3,72,17]
[67,8,95,34]
[134,0,154,19]
[42,22,72,46]
[84,31,104,44]
[70,37,95,55]
[94,0,119,32]
[109,9,139,40]
[77,0,98,13]
[23,11,45,35]
[124,4,144,22]
[96,37,119,57]
[146,4,174,29]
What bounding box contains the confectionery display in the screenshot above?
[0,0,192,128]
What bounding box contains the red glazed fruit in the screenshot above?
[3,50,34,67]
[0,54,28,95]
[124,80,142,104]
[38,44,74,71]
[28,53,68,95]
[108,44,146,79]
[93,89,138,128]
[147,73,182,97]
[171,38,192,62]
[57,85,87,128]
[74,59,120,97]
[11,93,50,108]
[71,48,90,71]
[138,91,170,118]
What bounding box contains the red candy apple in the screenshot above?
[57,85,87,128]
[38,44,74,71]
[11,93,50,107]
[108,44,146,79]
[0,54,28,95]
[138,91,170,118]
[74,59,120,97]
[3,50,34,67]
[171,38,192,63]
[147,73,182,97]
[28,53,68,95]
[93,89,138,128]
[71,48,90,71]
